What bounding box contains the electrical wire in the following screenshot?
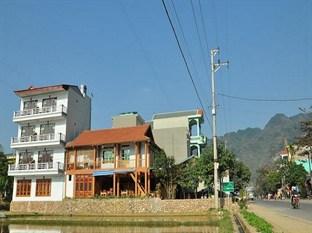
[161,0,212,129]
[218,93,312,102]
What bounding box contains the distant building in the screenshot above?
[112,110,207,164]
[8,84,91,202]
[65,124,157,198]
[152,109,207,163]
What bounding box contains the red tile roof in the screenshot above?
[14,84,79,97]
[66,124,151,148]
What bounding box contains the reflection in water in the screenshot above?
[2,224,218,233]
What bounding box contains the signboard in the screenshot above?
[222,181,234,192]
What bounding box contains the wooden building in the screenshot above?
[65,124,158,198]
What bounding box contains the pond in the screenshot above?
[0,223,218,233]
[0,215,219,233]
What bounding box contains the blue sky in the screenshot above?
[0,0,311,153]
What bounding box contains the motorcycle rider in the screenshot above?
[290,185,299,206]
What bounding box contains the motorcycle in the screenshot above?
[291,194,300,209]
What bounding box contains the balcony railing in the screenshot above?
[11,133,65,144]
[8,162,64,172]
[190,135,207,145]
[66,158,147,171]
[13,105,67,118]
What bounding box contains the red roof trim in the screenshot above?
[66,124,151,148]
[14,84,74,97]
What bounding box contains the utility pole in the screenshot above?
[210,48,229,209]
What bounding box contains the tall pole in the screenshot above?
[210,48,229,209]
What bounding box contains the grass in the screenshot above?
[218,210,234,233]
[241,209,273,233]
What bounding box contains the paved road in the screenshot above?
[251,199,312,222]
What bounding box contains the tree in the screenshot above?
[231,160,251,192]
[197,144,251,193]
[177,159,200,198]
[152,149,178,199]
[0,151,13,201]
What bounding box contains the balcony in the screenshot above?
[8,162,64,176]
[11,133,66,149]
[190,135,207,145]
[66,159,147,171]
[13,105,67,123]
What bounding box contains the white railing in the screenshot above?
[13,105,67,118]
[11,133,65,144]
[8,162,64,172]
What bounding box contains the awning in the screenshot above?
[93,169,135,177]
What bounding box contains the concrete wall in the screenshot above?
[66,88,91,142]
[12,175,65,202]
[152,127,189,164]
[10,198,226,215]
[112,114,144,128]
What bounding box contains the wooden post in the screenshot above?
[144,143,148,169]
[117,175,120,197]
[93,146,97,169]
[113,174,116,196]
[135,172,138,196]
[74,148,77,170]
[148,170,150,195]
[92,176,95,197]
[135,142,139,196]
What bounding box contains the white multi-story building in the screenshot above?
[8,84,91,201]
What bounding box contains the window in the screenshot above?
[21,125,35,137]
[68,175,72,181]
[16,180,31,197]
[42,97,57,112]
[102,147,114,163]
[42,97,57,107]
[36,179,51,196]
[40,123,55,135]
[38,149,53,163]
[77,149,94,169]
[18,151,34,164]
[23,99,38,110]
[121,145,131,160]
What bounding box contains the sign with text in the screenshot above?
[222,181,234,192]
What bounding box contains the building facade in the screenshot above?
[8,84,91,201]
[65,124,157,198]
[152,109,207,164]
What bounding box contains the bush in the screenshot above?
[241,209,273,233]
[0,201,10,211]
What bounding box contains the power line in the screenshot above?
[161,0,212,129]
[190,0,210,76]
[218,93,312,102]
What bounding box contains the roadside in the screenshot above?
[249,203,311,233]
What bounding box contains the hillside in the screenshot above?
[222,112,312,180]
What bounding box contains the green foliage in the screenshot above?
[152,149,178,199]
[256,159,307,196]
[0,151,13,201]
[153,144,251,198]
[218,210,234,233]
[197,144,251,192]
[231,160,251,192]
[241,209,273,233]
[177,160,200,197]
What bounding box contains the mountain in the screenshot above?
[222,113,312,180]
